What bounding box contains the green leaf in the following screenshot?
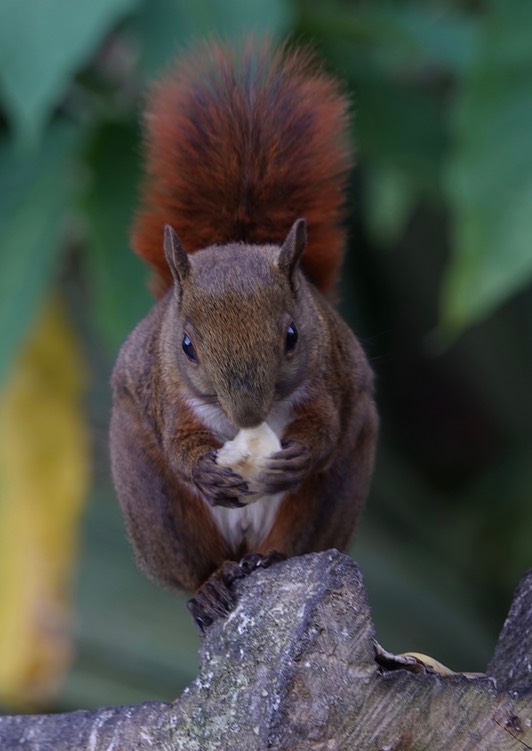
[195,0,294,36]
[365,166,417,246]
[129,0,295,78]
[317,29,450,197]
[0,124,81,386]
[0,0,138,144]
[368,6,477,75]
[352,73,449,195]
[301,5,478,75]
[83,122,152,354]
[442,0,532,331]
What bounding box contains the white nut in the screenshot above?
[216,422,281,502]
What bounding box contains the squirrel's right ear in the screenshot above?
[164,225,191,285]
[278,218,307,284]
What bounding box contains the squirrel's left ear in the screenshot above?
[164,224,191,286]
[278,218,307,284]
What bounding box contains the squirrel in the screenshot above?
[110,38,378,631]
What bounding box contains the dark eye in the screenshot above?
[285,322,298,354]
[182,333,198,363]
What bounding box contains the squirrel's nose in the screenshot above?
[226,393,267,429]
[235,412,263,429]
[219,376,272,429]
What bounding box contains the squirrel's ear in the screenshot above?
[164,225,190,285]
[278,218,307,283]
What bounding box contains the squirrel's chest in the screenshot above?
[185,397,292,550]
[206,493,284,552]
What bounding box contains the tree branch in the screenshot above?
[1,552,531,750]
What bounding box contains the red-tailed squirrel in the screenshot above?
[110,39,378,630]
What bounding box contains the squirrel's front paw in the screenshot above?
[193,452,251,508]
[258,440,311,494]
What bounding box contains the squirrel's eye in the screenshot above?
[182,333,198,363]
[285,322,298,354]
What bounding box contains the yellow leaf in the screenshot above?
[0,298,89,708]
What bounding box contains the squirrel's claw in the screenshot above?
[239,550,286,574]
[186,560,244,633]
[259,440,311,493]
[187,553,284,634]
[192,453,251,506]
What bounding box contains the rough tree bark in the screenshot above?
[0,551,531,750]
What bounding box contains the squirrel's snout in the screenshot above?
[226,397,269,429]
[216,363,274,429]
[219,377,272,429]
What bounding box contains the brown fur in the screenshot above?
[111,40,377,597]
[111,258,377,593]
[132,38,353,296]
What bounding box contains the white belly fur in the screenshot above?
[206,493,285,551]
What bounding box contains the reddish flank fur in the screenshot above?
[132,38,353,295]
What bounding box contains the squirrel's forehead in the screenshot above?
[181,278,289,338]
[188,249,286,297]
[186,284,283,322]
[190,244,281,279]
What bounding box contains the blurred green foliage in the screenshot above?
[0,0,531,710]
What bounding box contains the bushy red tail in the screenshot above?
[132,38,353,295]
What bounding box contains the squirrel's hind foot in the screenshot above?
[186,551,285,633]
[239,550,286,574]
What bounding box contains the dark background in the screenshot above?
[0,0,531,711]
